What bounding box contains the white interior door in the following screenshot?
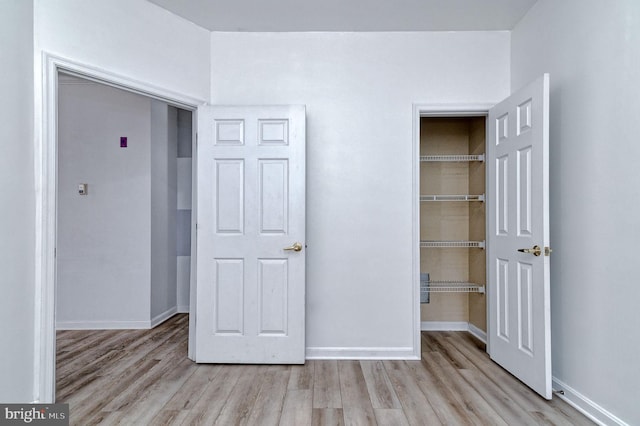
[487,74,551,399]
[195,105,306,364]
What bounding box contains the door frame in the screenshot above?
[34,52,204,402]
[412,103,496,356]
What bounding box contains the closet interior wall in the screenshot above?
[420,117,487,332]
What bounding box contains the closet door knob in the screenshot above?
[518,245,542,256]
[283,242,303,252]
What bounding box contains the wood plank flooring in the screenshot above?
[56,314,593,425]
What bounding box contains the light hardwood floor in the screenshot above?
[56,314,593,425]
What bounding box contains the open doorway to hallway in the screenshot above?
[55,72,193,396]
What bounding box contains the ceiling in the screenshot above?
[146,0,539,32]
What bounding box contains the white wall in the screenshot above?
[57,80,152,327]
[211,31,510,353]
[0,0,35,403]
[34,0,210,100]
[57,81,187,328]
[512,1,640,424]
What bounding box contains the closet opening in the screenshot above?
[419,115,488,342]
[414,76,551,398]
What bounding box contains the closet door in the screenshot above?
[487,74,551,399]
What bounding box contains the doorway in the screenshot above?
[35,54,202,402]
[412,105,492,356]
[418,115,488,340]
[56,73,193,330]
[414,73,552,399]
[55,72,195,397]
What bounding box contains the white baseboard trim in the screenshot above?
[467,323,487,344]
[177,305,190,313]
[56,320,151,330]
[421,321,468,331]
[150,306,178,328]
[552,377,629,426]
[306,347,419,360]
[56,307,179,330]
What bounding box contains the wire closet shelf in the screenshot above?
[420,154,485,162]
[422,281,485,294]
[420,240,485,249]
[420,194,485,202]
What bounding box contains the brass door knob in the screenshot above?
[518,245,542,256]
[283,242,303,252]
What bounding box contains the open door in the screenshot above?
[487,74,552,398]
[195,105,306,363]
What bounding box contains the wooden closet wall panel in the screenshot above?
[420,118,472,323]
[468,117,487,332]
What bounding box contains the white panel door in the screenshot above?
[488,74,551,398]
[195,105,306,364]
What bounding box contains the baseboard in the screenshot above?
[57,306,179,330]
[177,305,190,313]
[56,320,151,330]
[467,323,487,344]
[306,347,419,360]
[150,306,178,328]
[421,321,469,331]
[552,377,629,426]
[420,321,487,344]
